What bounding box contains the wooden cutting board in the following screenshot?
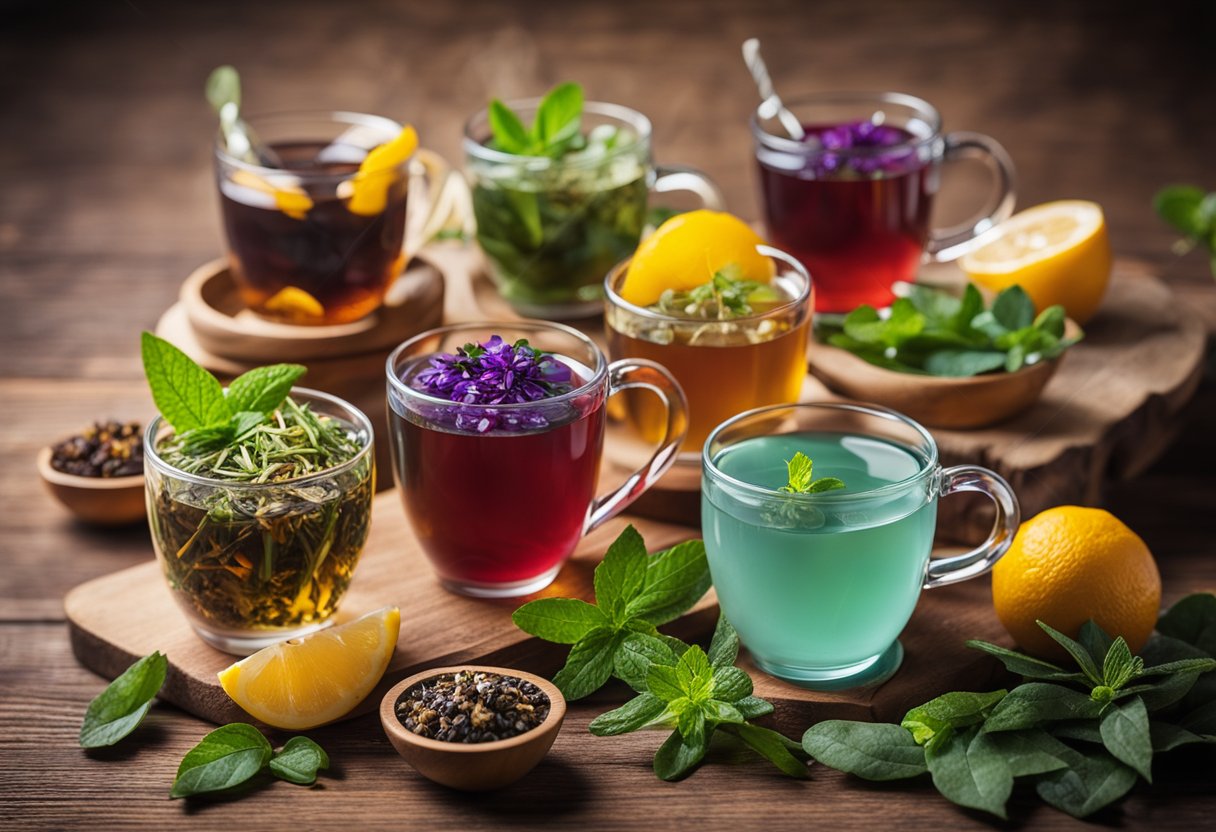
[66,491,1011,728]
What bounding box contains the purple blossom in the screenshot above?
[407,335,577,434]
[807,120,918,177]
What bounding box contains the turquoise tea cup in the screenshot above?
[701,402,1019,690]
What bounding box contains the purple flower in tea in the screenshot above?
[410,335,577,433]
[810,120,916,177]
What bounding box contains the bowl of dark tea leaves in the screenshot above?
[38,420,147,525]
[140,332,375,655]
[379,666,566,791]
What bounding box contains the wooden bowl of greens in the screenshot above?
[811,284,1082,430]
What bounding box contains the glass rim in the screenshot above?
[144,386,375,489]
[750,90,943,158]
[702,401,940,503]
[463,98,653,168]
[213,109,410,181]
[604,244,812,324]
[385,320,609,411]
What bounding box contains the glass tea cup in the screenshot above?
[144,388,376,655]
[702,402,1019,689]
[752,91,1015,313]
[465,99,724,318]
[386,321,688,597]
[604,244,813,456]
[215,110,450,325]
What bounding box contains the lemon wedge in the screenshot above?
[961,200,1111,325]
[217,606,401,730]
[347,125,419,217]
[229,169,314,221]
[261,286,326,321]
[618,210,775,307]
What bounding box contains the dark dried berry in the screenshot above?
[50,420,144,478]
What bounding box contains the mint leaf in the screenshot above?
[710,666,752,703]
[487,99,533,154]
[901,689,1006,750]
[781,452,813,492]
[646,663,686,703]
[673,646,712,702]
[614,632,683,692]
[923,349,1008,378]
[141,331,227,433]
[991,285,1036,331]
[171,723,272,799]
[802,721,928,781]
[982,729,1070,776]
[552,628,619,700]
[593,524,648,623]
[512,598,608,644]
[588,694,668,736]
[925,728,1014,819]
[1154,185,1208,237]
[225,364,306,417]
[983,683,1103,732]
[268,736,329,785]
[1150,721,1213,752]
[676,705,707,747]
[1078,620,1115,670]
[707,614,740,669]
[625,540,711,625]
[966,639,1086,683]
[1101,638,1144,690]
[1099,696,1153,781]
[1036,620,1104,684]
[1034,747,1137,818]
[653,728,709,781]
[533,82,583,150]
[79,651,167,748]
[1157,592,1216,655]
[734,695,774,720]
[725,722,810,778]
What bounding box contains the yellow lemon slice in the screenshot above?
[217,606,400,730]
[230,169,314,221]
[347,125,419,217]
[261,286,326,321]
[961,200,1111,325]
[618,210,775,307]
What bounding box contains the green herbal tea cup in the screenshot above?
[465,99,723,318]
[144,387,375,655]
[701,402,1019,689]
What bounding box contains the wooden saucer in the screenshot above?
[182,254,445,363]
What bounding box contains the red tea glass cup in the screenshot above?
[386,321,688,597]
[752,92,1015,313]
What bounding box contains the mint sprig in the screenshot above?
[1154,184,1216,278]
[820,283,1081,377]
[488,82,586,158]
[653,264,779,320]
[171,724,329,798]
[779,452,845,495]
[141,331,305,450]
[79,651,167,748]
[512,525,711,700]
[802,596,1216,819]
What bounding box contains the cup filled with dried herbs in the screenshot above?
[140,332,375,654]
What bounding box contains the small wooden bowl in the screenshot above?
[36,447,145,525]
[809,320,1081,429]
[379,665,566,791]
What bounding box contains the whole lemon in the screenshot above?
[991,506,1160,660]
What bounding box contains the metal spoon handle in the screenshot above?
[741,38,806,141]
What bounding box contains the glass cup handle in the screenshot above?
[404,148,472,258]
[924,465,1021,589]
[585,359,689,533]
[651,165,727,212]
[924,132,1017,263]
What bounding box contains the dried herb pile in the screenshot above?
[396,670,551,743]
[50,420,144,477]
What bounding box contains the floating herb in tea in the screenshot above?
[142,333,373,634]
[651,264,783,321]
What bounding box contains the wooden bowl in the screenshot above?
[37,447,145,525]
[809,320,1081,429]
[379,665,566,791]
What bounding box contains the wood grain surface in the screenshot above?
[3,1,1216,830]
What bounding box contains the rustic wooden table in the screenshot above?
[3,1,1214,829]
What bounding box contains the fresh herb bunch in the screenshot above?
[652,264,781,320]
[513,526,808,780]
[820,284,1081,377]
[1154,185,1216,278]
[803,595,1216,819]
[488,82,590,159]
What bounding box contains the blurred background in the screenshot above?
[3,0,1215,383]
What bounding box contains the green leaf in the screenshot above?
[677,705,707,747]
[983,683,1103,732]
[982,729,1070,776]
[923,349,1008,377]
[1157,593,1216,655]
[710,666,753,703]
[966,640,1085,682]
[674,646,713,702]
[593,524,648,623]
[1078,620,1115,670]
[646,664,687,704]
[487,99,534,155]
[906,282,962,322]
[1154,185,1208,237]
[802,720,928,781]
[224,364,306,417]
[924,728,1013,819]
[533,82,584,151]
[205,65,241,112]
[589,693,669,736]
[171,723,272,799]
[1037,620,1104,684]
[229,410,267,440]
[1099,696,1153,781]
[705,699,746,725]
[1138,657,1216,677]
[991,285,1036,331]
[653,729,709,781]
[734,695,774,720]
[1033,304,1067,339]
[782,452,814,492]
[1034,747,1137,818]
[726,722,810,778]
[1133,671,1200,712]
[1102,638,1144,690]
[512,598,608,644]
[79,651,167,748]
[141,332,228,433]
[625,540,711,626]
[552,628,619,700]
[1149,721,1214,752]
[268,736,329,785]
[707,614,740,669]
[1182,699,1216,734]
[901,690,1007,749]
[614,632,682,692]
